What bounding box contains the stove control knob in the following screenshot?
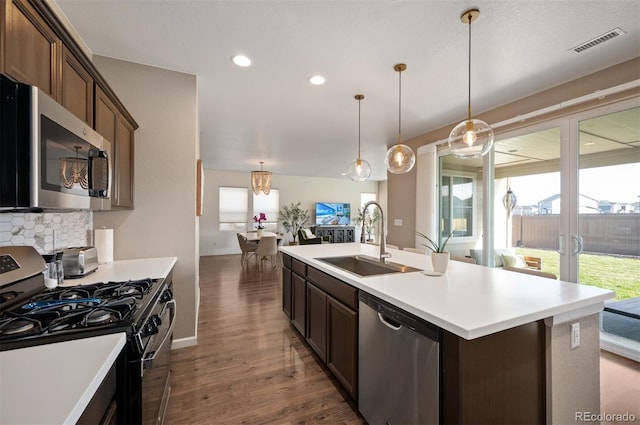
[143,315,161,337]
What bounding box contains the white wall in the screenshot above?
[200,170,379,256]
[91,56,200,346]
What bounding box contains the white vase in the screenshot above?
[431,252,450,273]
[257,229,264,238]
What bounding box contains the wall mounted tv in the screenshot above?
[315,203,351,226]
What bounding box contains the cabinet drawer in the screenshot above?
[307,267,358,310]
[292,258,307,277]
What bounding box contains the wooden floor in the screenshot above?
[168,254,639,425]
[167,255,365,424]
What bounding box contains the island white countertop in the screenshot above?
[280,243,615,339]
[0,333,126,425]
[59,256,177,286]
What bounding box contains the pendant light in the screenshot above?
[251,161,272,195]
[347,94,372,181]
[448,8,494,159]
[385,63,416,174]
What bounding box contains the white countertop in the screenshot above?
[60,256,177,286]
[0,333,126,425]
[280,243,615,339]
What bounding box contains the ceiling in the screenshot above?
[54,0,640,181]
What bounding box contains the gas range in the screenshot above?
[0,277,164,352]
[0,246,176,425]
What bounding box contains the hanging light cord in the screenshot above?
[467,13,472,122]
[358,96,362,159]
[398,67,402,142]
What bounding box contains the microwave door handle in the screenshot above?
[140,300,176,377]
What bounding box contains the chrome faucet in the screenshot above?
[361,201,391,263]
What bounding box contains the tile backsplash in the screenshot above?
[0,210,93,254]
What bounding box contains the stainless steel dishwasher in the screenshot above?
[358,291,440,425]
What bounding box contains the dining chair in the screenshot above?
[237,233,257,266]
[256,236,279,269]
[403,247,427,254]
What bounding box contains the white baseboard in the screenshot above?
[600,332,640,362]
[172,336,198,350]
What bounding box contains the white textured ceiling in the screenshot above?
[55,0,640,181]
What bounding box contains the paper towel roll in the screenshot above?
[95,228,113,264]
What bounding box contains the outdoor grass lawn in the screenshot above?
[515,247,640,300]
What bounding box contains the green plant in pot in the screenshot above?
[278,202,310,244]
[416,230,455,273]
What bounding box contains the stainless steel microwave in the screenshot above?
[1,75,111,210]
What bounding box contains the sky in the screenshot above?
[508,163,640,206]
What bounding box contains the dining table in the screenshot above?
[241,231,282,242]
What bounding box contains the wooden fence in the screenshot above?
[512,214,640,256]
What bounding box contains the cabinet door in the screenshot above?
[306,283,327,361]
[61,44,93,125]
[291,273,306,337]
[95,85,134,209]
[282,266,292,318]
[2,0,60,97]
[327,296,358,398]
[115,115,134,208]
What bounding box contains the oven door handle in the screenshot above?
[141,299,176,377]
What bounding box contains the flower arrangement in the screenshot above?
[253,212,267,229]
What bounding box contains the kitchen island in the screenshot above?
[280,242,614,424]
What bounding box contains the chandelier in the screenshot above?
[251,161,272,195]
[448,8,494,158]
[60,146,88,189]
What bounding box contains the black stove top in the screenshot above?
[0,278,164,351]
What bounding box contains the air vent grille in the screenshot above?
[569,28,626,53]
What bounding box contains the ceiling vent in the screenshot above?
[569,28,626,53]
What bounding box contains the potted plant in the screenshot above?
[416,230,455,273]
[253,212,267,237]
[355,207,381,242]
[278,202,310,245]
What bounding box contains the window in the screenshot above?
[219,187,248,231]
[252,189,280,231]
[361,193,377,208]
[440,174,474,238]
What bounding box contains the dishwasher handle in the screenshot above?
[378,312,402,331]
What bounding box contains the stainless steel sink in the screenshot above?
[316,255,422,277]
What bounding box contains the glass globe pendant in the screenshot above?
[347,94,372,181]
[386,63,416,174]
[448,9,494,159]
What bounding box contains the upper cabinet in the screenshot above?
[61,44,93,126]
[0,0,138,210]
[95,86,135,209]
[1,0,60,97]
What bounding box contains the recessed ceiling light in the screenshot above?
[232,55,252,67]
[309,75,326,85]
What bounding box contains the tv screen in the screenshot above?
[315,202,350,225]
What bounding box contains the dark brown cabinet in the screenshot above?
[282,257,359,399]
[95,85,135,209]
[305,283,327,361]
[327,296,358,398]
[61,44,93,125]
[291,270,306,337]
[1,0,60,98]
[1,0,138,210]
[282,258,292,319]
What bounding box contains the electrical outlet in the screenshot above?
[394,219,403,226]
[571,322,580,349]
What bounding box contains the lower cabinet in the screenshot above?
[326,296,358,397]
[281,254,359,399]
[291,272,306,337]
